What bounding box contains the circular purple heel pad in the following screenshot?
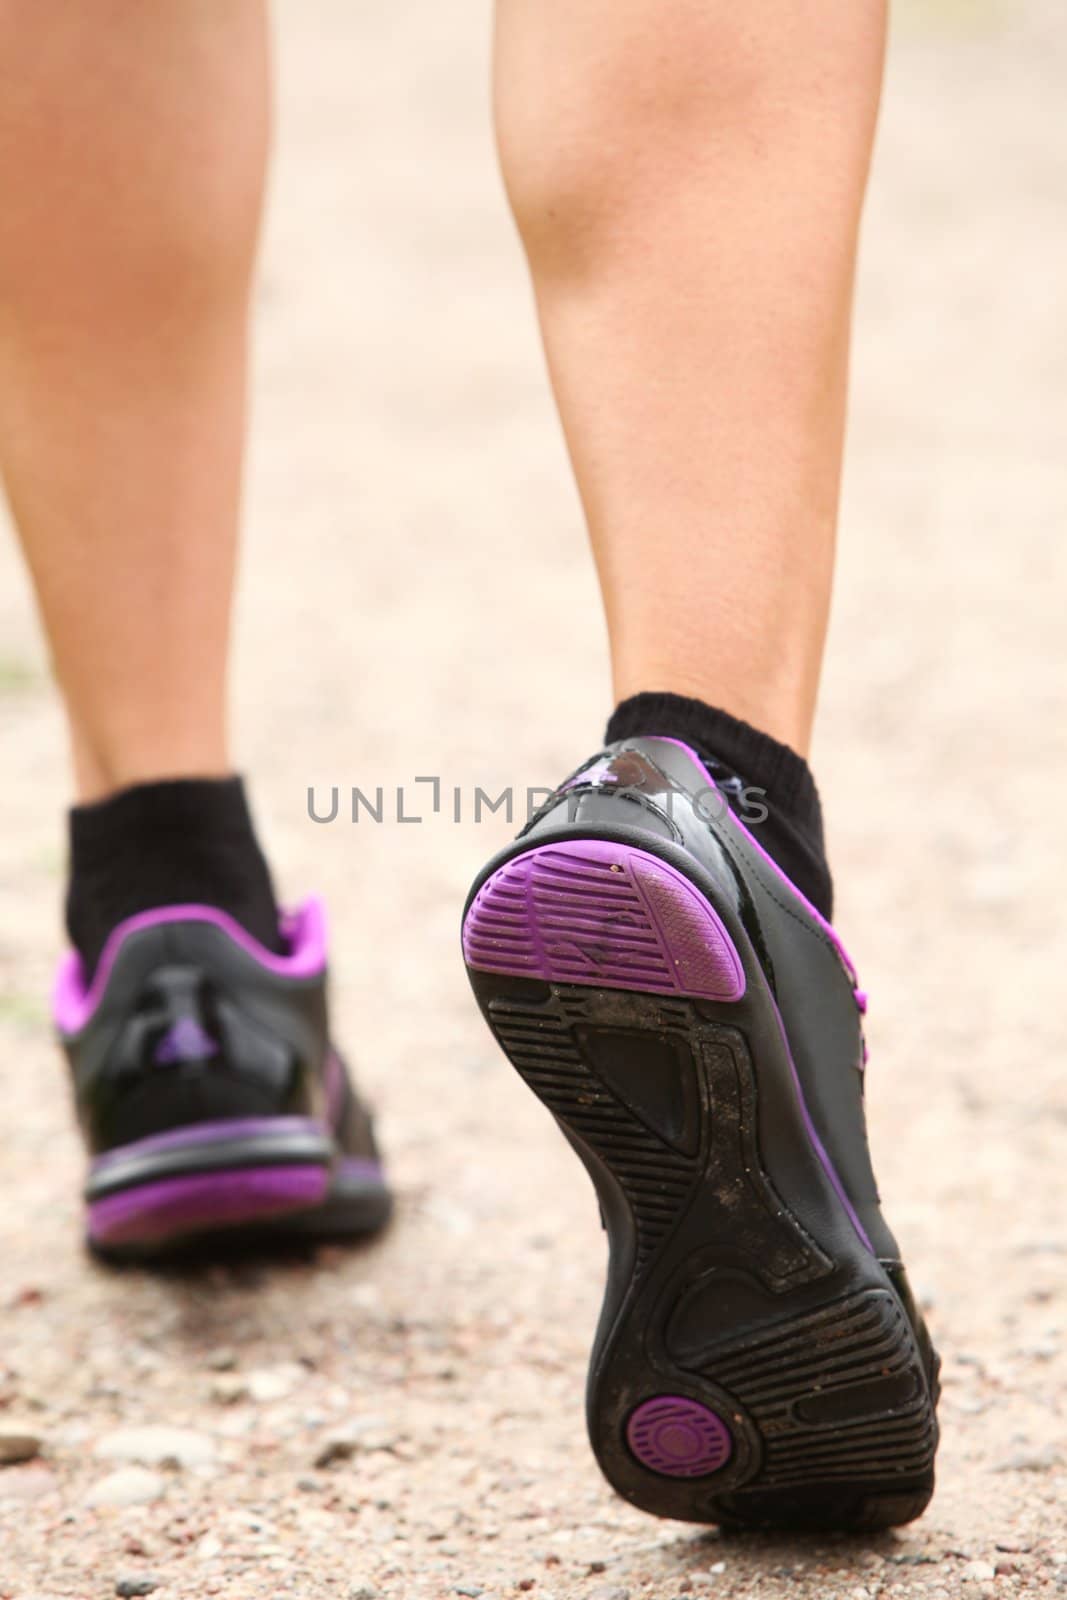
[626,1395,733,1478]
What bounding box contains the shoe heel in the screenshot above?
[85,1116,333,1257]
[462,837,745,1000]
[464,839,938,1531]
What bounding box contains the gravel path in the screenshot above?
[1,3,1065,1596]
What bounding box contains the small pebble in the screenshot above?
[87,1468,164,1508]
[96,1425,216,1470]
[115,1577,160,1597]
[1021,1338,1062,1361]
[0,1425,41,1465]
[962,1561,997,1583]
[247,1365,302,1403]
[316,1436,361,1468]
[996,1446,1061,1474]
[314,1418,395,1468]
[10,1284,44,1307]
[211,1375,249,1405]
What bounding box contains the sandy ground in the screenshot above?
[1,2,1065,1596]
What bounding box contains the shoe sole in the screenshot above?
[85,1116,391,1260]
[462,836,938,1532]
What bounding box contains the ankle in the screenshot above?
[605,690,833,920]
[65,775,283,976]
[70,725,230,805]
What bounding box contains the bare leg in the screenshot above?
[0,7,394,1261]
[494,0,886,753]
[469,10,939,1535]
[0,1,270,800]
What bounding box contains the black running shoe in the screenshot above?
[55,897,391,1259]
[462,736,939,1532]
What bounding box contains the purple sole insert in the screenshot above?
[87,1164,329,1247]
[462,839,745,1002]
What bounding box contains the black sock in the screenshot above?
[66,776,284,976]
[605,691,833,920]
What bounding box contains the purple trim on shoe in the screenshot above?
[88,1164,328,1246]
[53,896,329,1037]
[645,738,874,1254]
[651,738,861,983]
[154,1018,218,1065]
[336,1156,385,1184]
[88,1115,328,1173]
[653,735,873,1056]
[560,759,621,792]
[768,990,874,1254]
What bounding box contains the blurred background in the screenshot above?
[0,2,1064,1595]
